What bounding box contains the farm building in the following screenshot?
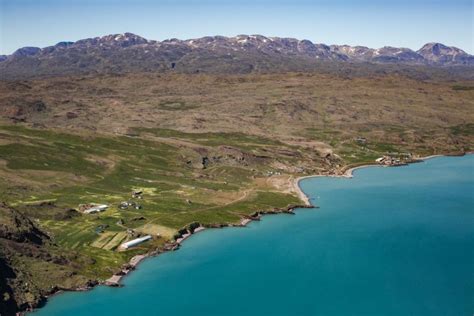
[119,235,152,250]
[83,204,108,214]
[132,190,143,199]
[119,201,142,210]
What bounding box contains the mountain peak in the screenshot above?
[12,46,41,57]
[74,32,148,48]
[417,42,472,64]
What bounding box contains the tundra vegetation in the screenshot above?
[0,71,473,314]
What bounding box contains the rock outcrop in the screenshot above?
[0,203,89,315]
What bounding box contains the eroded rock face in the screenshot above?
[0,203,98,315]
[0,204,58,315]
[183,145,271,170]
[0,203,50,245]
[0,100,48,121]
[66,111,78,119]
[0,204,50,315]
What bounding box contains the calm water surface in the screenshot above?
[34,155,474,316]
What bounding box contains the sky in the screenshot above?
[0,0,473,55]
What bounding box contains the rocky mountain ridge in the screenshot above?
[0,33,473,79]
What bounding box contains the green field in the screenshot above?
[0,125,306,280]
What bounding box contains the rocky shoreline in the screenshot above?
[22,203,315,315]
[104,203,316,287]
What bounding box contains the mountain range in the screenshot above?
[1,33,473,79]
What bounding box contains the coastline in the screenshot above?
[103,203,314,287]
[291,153,467,214]
[293,163,374,207]
[25,152,468,315]
[29,201,315,315]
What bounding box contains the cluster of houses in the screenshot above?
[119,200,142,210]
[265,170,282,176]
[355,137,367,145]
[375,155,408,166]
[80,190,145,215]
[119,190,144,210]
[80,189,156,251]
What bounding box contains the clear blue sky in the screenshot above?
[0,0,472,55]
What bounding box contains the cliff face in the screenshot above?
[0,204,50,245]
[0,203,92,316]
[0,256,17,316]
[0,203,51,315]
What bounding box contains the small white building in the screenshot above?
[119,235,152,250]
[83,204,108,214]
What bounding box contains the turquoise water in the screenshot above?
[34,155,474,316]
